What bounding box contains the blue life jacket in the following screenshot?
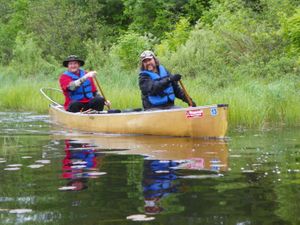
[64,70,93,101]
[140,65,175,106]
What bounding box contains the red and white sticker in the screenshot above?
[186,109,204,118]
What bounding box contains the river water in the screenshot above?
[0,112,299,225]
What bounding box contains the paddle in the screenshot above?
[179,80,193,107]
[93,77,111,110]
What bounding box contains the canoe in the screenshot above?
[49,103,228,138]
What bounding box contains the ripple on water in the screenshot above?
[35,160,50,164]
[9,209,33,214]
[58,186,77,191]
[7,164,23,167]
[126,214,155,221]
[4,167,20,171]
[27,164,44,169]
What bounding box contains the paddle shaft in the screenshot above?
[93,77,111,110]
[179,80,193,107]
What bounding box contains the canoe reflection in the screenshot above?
[81,135,228,172]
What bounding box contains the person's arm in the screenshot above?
[67,71,97,91]
[139,74,172,95]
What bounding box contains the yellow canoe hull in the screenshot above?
[49,104,228,138]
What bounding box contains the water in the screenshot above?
[0,112,299,225]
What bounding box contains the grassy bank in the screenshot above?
[1,73,299,129]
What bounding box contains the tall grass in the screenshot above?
[185,78,300,128]
[1,71,299,129]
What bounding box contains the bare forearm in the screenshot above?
[68,78,85,90]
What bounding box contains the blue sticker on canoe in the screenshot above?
[210,108,218,116]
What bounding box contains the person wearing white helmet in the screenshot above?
[139,50,196,110]
[59,55,110,112]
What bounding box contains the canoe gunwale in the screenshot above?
[50,104,228,117]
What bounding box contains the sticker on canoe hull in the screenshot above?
[186,109,204,118]
[210,108,218,116]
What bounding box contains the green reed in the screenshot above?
[1,72,299,129]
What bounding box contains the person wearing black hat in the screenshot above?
[59,55,110,112]
[139,50,196,110]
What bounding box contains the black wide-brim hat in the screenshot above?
[63,55,85,67]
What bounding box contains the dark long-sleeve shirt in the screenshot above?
[139,67,189,109]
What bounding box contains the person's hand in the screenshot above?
[169,74,181,82]
[104,100,111,107]
[79,71,97,84]
[191,100,196,107]
[84,71,97,79]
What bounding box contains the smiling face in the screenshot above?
[142,58,157,72]
[67,61,80,73]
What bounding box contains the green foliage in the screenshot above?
[123,0,173,37]
[25,0,104,61]
[122,0,204,37]
[110,31,151,71]
[155,18,191,56]
[9,33,57,78]
[0,0,29,64]
[84,39,108,71]
[183,0,211,24]
[281,8,300,55]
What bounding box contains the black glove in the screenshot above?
[169,74,181,82]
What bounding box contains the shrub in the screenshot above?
[9,32,57,78]
[84,39,108,71]
[155,17,191,56]
[281,7,300,55]
[110,31,152,71]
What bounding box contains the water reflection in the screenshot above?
[142,159,181,215]
[62,135,228,215]
[73,135,228,167]
[2,113,300,224]
[61,139,105,191]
